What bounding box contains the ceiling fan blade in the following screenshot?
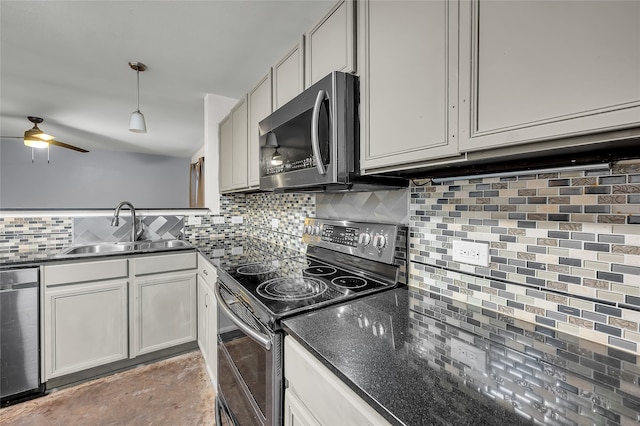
[49,140,89,153]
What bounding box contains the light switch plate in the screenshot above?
[212,216,225,225]
[452,240,490,267]
[231,247,243,255]
[271,218,279,229]
[231,216,243,224]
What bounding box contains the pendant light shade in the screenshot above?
[129,110,147,133]
[128,61,147,133]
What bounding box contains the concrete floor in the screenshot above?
[0,351,216,425]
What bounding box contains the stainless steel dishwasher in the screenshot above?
[1,267,43,405]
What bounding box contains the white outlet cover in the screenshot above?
[187,216,201,225]
[452,240,490,267]
[212,216,225,225]
[450,338,486,371]
[231,216,243,224]
[271,218,279,228]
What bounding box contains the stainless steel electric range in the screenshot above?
[214,218,406,426]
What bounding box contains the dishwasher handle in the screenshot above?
[214,281,272,351]
[0,282,38,291]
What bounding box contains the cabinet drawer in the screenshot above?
[44,258,128,286]
[133,251,197,276]
[197,254,218,284]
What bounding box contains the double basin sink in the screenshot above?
[59,239,192,257]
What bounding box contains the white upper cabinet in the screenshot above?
[305,0,356,87]
[219,97,249,193]
[458,0,640,152]
[359,0,461,173]
[231,97,248,189]
[248,72,273,188]
[273,39,305,110]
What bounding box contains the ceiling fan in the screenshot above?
[1,116,89,153]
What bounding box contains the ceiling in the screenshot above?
[0,0,335,158]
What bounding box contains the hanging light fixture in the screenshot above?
[128,61,147,133]
[265,132,283,166]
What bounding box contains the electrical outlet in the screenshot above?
[212,216,225,225]
[450,339,486,371]
[231,216,243,224]
[452,240,490,267]
[187,216,201,225]
[231,247,243,255]
[271,218,279,229]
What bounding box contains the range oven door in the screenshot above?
[215,280,282,426]
[258,71,357,191]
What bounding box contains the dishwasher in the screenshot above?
[1,267,43,405]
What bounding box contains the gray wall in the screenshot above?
[0,142,189,209]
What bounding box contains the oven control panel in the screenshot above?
[302,218,403,264]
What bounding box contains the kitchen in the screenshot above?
[2,1,640,425]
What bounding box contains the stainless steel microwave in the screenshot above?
[258,71,406,192]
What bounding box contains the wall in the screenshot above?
[2,161,638,357]
[0,142,188,209]
[409,160,640,354]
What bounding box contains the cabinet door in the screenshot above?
[219,114,233,192]
[358,0,460,173]
[273,39,304,110]
[131,272,197,357]
[248,71,273,187]
[197,279,208,353]
[305,0,355,87]
[459,0,640,152]
[231,97,248,190]
[284,389,322,426]
[285,336,390,426]
[44,280,128,379]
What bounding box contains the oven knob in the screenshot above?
[373,234,386,249]
[358,233,372,246]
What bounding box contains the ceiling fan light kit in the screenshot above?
[128,61,147,133]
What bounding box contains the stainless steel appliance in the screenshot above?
[1,268,43,405]
[215,218,406,426]
[258,71,406,192]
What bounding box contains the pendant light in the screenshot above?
[128,61,147,133]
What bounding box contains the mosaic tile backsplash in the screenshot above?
[407,288,640,425]
[409,160,640,355]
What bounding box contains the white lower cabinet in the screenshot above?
[197,253,218,386]
[44,279,129,379]
[131,272,197,357]
[284,336,390,426]
[42,252,197,381]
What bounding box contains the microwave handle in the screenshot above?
[214,281,272,351]
[311,89,327,176]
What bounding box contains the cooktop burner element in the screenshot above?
[237,263,278,275]
[304,265,337,276]
[331,276,367,289]
[257,277,328,301]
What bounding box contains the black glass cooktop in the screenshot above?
[222,256,390,319]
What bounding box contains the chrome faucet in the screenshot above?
[111,201,137,242]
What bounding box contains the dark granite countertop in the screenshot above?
[283,287,640,426]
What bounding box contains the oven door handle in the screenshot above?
[214,282,272,351]
[311,89,327,176]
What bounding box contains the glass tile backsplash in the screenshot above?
[409,160,640,355]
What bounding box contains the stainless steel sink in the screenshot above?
[58,240,192,257]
